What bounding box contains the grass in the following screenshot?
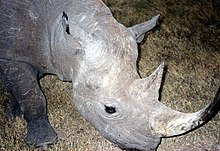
[0,0,220,150]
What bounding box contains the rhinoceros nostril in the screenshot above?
[104,105,116,114]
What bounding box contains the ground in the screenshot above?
[0,0,219,150]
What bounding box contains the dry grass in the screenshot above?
[0,0,220,150]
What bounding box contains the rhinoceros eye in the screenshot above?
[104,105,116,114]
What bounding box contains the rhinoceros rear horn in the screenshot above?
[128,63,164,101]
[129,14,160,43]
[150,87,220,137]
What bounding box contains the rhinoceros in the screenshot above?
[0,0,219,150]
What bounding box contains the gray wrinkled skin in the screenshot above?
[0,0,219,150]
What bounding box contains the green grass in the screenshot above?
[1,0,220,150]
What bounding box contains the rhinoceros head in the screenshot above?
[64,12,219,151]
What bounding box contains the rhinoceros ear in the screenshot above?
[128,14,160,43]
[62,11,70,35]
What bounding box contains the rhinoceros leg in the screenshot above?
[0,60,57,147]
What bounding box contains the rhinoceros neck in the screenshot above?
[47,0,116,81]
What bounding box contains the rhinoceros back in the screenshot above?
[0,0,54,71]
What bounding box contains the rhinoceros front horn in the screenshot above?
[129,63,220,137]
